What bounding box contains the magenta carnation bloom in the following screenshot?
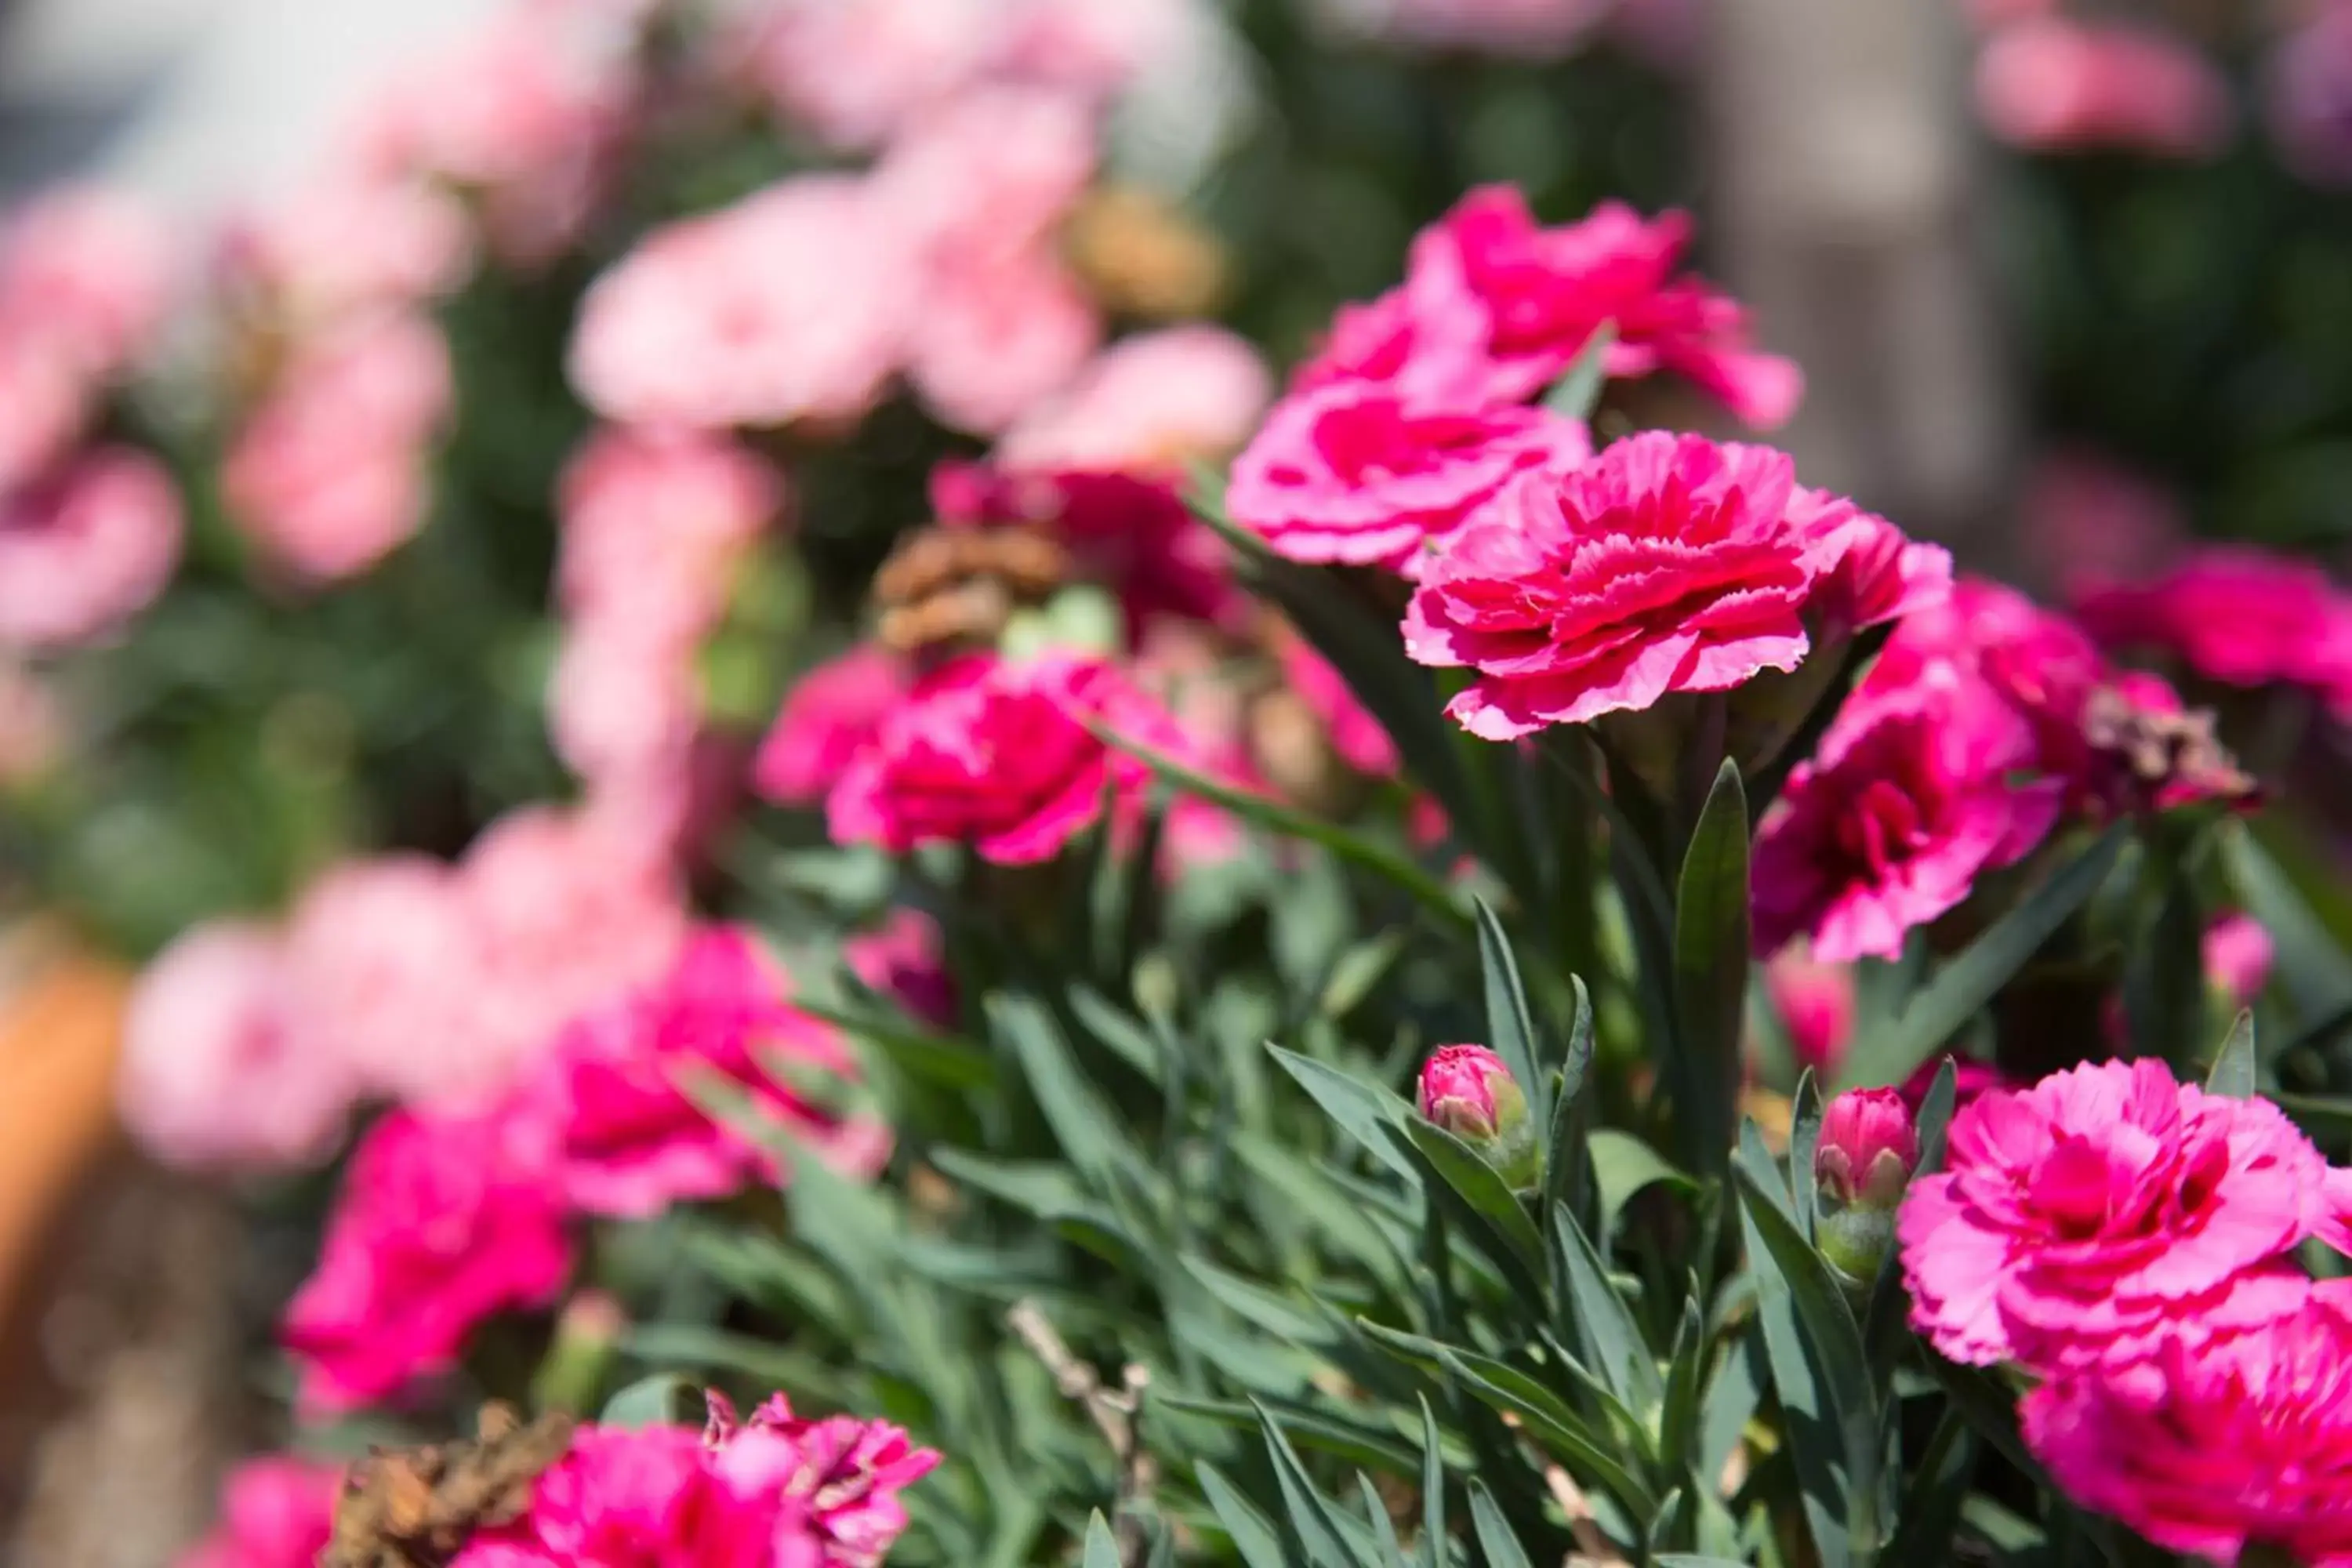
[1751,664,2061,963]
[846,908,958,1030]
[1897,1058,2324,1381]
[2205,913,2274,1011]
[281,1108,575,1414]
[1403,431,1937,741]
[0,447,183,649]
[827,653,1168,865]
[1816,1087,1917,1210]
[1761,947,1854,1076]
[2073,545,2352,720]
[706,1392,942,1568]
[754,644,913,807]
[2023,1279,2352,1566]
[1227,382,1588,575]
[517,926,887,1219]
[180,1454,342,1568]
[1417,1044,1521,1142]
[1300,187,1802,428]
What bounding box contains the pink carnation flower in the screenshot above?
[0,447,183,650]
[2020,449,2183,596]
[1228,383,1588,575]
[179,1454,343,1568]
[223,309,452,584]
[2073,545,2352,720]
[118,922,361,1172]
[905,245,1100,437]
[1762,946,1855,1076]
[733,0,994,149]
[0,185,171,379]
[514,926,885,1218]
[557,426,781,637]
[1301,188,1802,429]
[1898,1058,2324,1383]
[999,325,1274,473]
[753,644,913,805]
[2022,1278,2352,1566]
[568,176,914,431]
[2268,1,2352,189]
[1976,16,2233,162]
[1402,431,1938,740]
[827,652,1167,865]
[846,908,958,1030]
[546,620,700,798]
[2205,913,2274,1011]
[282,1106,575,1413]
[704,1392,942,1568]
[1752,664,2061,962]
[219,174,473,328]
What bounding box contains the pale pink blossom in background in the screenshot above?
[544,623,702,801]
[0,336,96,499]
[0,448,183,650]
[1976,17,2234,161]
[1276,629,1400,779]
[735,0,995,148]
[556,426,782,637]
[0,659,60,785]
[223,310,452,583]
[902,248,1102,437]
[0,186,171,379]
[991,0,1190,97]
[2020,449,2184,595]
[2267,1,2352,187]
[179,1455,343,1568]
[1762,946,1856,1076]
[753,643,912,805]
[219,175,473,327]
[569,176,915,430]
[2205,913,2275,1010]
[119,923,360,1171]
[1000,326,1274,472]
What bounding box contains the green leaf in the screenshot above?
[1475,897,1549,1127]
[1787,1071,1824,1242]
[1588,1128,1693,1241]
[1541,321,1617,422]
[1399,1119,1544,1264]
[2206,1010,2258,1098]
[1658,1292,1708,1472]
[1089,719,1470,931]
[1418,1396,1447,1568]
[1084,1512,1121,1568]
[1554,1203,1663,1416]
[600,1373,692,1428]
[1255,1399,1374,1568]
[1840,825,2129,1089]
[1322,931,1409,1019]
[991,993,1124,1185]
[1468,1479,1534,1568]
[1541,976,1596,1225]
[931,1149,1090,1218]
[2226,823,2352,1022]
[1655,1559,1748,1567]
[1160,1396,1424,1478]
[794,993,995,1091]
[1734,1166,1871,1439]
[1197,1461,1291,1568]
[1883,1406,1975,1568]
[1672,759,1751,1174]
[1069,985,1166,1078]
[1182,1257,1342,1348]
[1435,1347,1657,1516]
[1358,1475,1406,1568]
[1269,1044,1422,1186]
[2123,852,2205,1069]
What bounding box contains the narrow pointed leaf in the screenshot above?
[1359,1474,1406,1568]
[1475,897,1549,1127]
[1435,1348,1657,1515]
[1418,1396,1447,1568]
[1269,1044,1423,1185]
[2206,1010,2258,1098]
[1468,1480,1534,1568]
[1255,1399,1376,1568]
[1541,322,1617,421]
[1084,1513,1122,1568]
[990,993,1123,1184]
[600,1374,691,1428]
[1588,1129,1694,1241]
[1658,1293,1708,1471]
[1554,1202,1663,1414]
[1672,760,1751,1174]
[1197,1461,1291,1568]
[1399,1119,1544,1265]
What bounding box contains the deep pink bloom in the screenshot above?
[569,176,914,431]
[2205,913,2274,1011]
[1762,947,1855,1076]
[1302,188,1802,427]
[2073,545,2352,720]
[754,644,913,806]
[1403,432,1940,740]
[1817,1087,1918,1209]
[179,1455,343,1568]
[0,447,181,648]
[1875,576,2112,790]
[2268,1,2352,188]
[2320,1166,2352,1259]
[514,927,886,1218]
[223,310,452,584]
[1976,16,2233,161]
[282,1107,575,1413]
[1754,664,2062,962]
[846,908,958,1030]
[704,1392,942,1568]
[1276,629,1400,779]
[118,922,359,1172]
[2023,1278,2352,1566]
[827,653,1169,864]
[999,325,1273,473]
[2020,450,2183,596]
[1227,383,1588,575]
[1897,1058,2325,1381]
[1417,1044,1522,1142]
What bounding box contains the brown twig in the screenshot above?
[1007,1300,1159,1567]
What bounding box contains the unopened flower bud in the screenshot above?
[1417,1045,1539,1189]
[1814,1087,1918,1211]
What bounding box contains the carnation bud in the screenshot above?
[1417,1045,1540,1190]
[1813,1088,1918,1285]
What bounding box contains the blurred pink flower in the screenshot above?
[2022,1277,2352,1566]
[1900,1053,2015,1116]
[1762,947,1855,1076]
[2019,449,2184,597]
[845,908,957,1030]
[569,176,915,430]
[1301,188,1802,429]
[0,658,60,785]
[1976,17,2233,162]
[2267,1,2352,187]
[223,310,452,583]
[514,926,885,1218]
[219,174,473,327]
[990,0,1190,97]
[905,247,1101,437]
[2206,913,2276,1011]
[0,334,96,499]
[1403,433,1931,740]
[753,644,913,805]
[0,186,171,378]
[546,622,702,798]
[556,426,782,639]
[2073,545,2352,719]
[179,1454,343,1568]
[828,652,1169,864]
[118,923,360,1172]
[999,325,1273,473]
[703,1392,941,1568]
[282,1106,575,1414]
[1276,629,1400,779]
[0,447,183,650]
[735,0,994,148]
[1751,663,2062,963]
[1898,1058,2324,1380]
[1229,383,1588,575]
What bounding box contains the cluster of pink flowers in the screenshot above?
[2072,543,2352,723]
[1972,14,2232,161]
[0,187,181,653]
[1900,1057,2352,1559]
